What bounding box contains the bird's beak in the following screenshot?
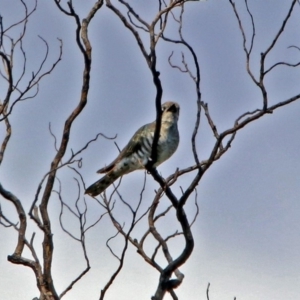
[167,104,178,113]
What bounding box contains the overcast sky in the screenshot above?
[1,1,300,299]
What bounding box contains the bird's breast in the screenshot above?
[156,124,179,165]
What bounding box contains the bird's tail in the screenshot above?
[85,172,120,197]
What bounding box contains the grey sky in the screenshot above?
[0,0,300,299]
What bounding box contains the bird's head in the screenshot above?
[161,101,180,124]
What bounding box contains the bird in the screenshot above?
[85,101,180,197]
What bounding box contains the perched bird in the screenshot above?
[85,101,180,196]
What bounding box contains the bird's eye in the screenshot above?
[162,106,166,111]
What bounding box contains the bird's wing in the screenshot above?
[97,122,155,174]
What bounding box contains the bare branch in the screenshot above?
[100,198,137,300]
[230,0,299,110]
[56,174,105,298]
[0,37,63,120]
[3,0,37,34]
[106,0,150,63]
[263,0,298,57]
[264,59,300,75]
[0,103,11,165]
[161,4,202,166]
[228,0,260,85]
[0,183,26,256]
[206,282,210,300]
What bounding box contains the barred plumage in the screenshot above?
[85,101,180,196]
